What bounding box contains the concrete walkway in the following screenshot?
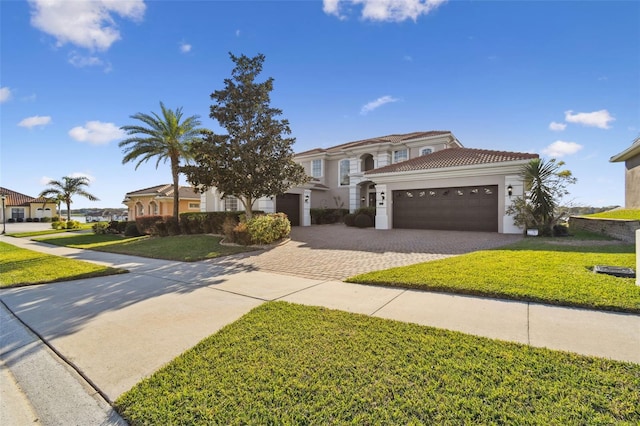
[1,232,639,424]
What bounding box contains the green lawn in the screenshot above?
[35,234,255,262]
[115,302,640,425]
[348,237,640,313]
[583,209,640,220]
[0,241,126,288]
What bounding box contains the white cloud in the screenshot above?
[0,87,11,103]
[549,121,566,131]
[18,115,52,128]
[68,52,103,67]
[360,95,399,115]
[180,42,192,53]
[542,141,583,158]
[323,0,447,22]
[28,0,146,51]
[40,176,53,185]
[564,109,615,129]
[403,55,413,62]
[235,29,241,37]
[68,120,124,145]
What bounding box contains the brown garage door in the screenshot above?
[392,185,498,232]
[276,193,300,226]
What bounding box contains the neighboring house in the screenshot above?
[0,187,58,222]
[200,131,539,233]
[610,137,640,208]
[123,184,201,220]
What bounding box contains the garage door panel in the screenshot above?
[392,185,498,232]
[275,193,300,226]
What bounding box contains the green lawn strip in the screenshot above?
[584,209,640,220]
[115,302,640,425]
[0,241,126,288]
[348,239,639,313]
[8,227,93,238]
[35,234,254,262]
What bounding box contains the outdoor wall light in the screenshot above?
[507,185,513,197]
[380,192,385,201]
[361,196,366,203]
[304,194,309,203]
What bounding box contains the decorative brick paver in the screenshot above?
[220,225,522,280]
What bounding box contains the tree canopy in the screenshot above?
[120,102,206,221]
[39,176,99,222]
[182,53,307,219]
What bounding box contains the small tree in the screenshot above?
[182,53,308,219]
[39,176,99,222]
[507,158,576,235]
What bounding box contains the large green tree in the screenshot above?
[507,158,576,235]
[182,53,307,219]
[120,102,206,221]
[39,176,99,222]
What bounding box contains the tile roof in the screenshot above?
[296,131,452,156]
[124,184,200,199]
[366,147,539,175]
[0,187,49,206]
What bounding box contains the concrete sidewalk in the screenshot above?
[1,234,639,424]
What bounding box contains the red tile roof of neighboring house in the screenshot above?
[0,187,50,206]
[296,131,452,156]
[366,147,539,175]
[124,184,200,199]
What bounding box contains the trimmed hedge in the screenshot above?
[310,208,349,224]
[179,211,264,235]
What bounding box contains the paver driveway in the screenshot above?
[215,224,523,280]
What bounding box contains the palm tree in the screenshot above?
[120,102,205,221]
[39,176,99,222]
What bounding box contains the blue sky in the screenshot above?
[1,0,638,209]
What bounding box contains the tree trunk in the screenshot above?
[66,200,71,222]
[172,161,180,222]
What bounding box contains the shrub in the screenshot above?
[66,220,80,229]
[40,217,51,223]
[93,222,109,235]
[232,221,252,245]
[222,216,239,242]
[124,222,143,237]
[135,216,164,235]
[354,213,373,228]
[179,211,265,235]
[354,207,376,221]
[311,208,349,224]
[51,216,60,222]
[247,213,291,245]
[553,224,569,237]
[32,218,40,222]
[8,218,15,223]
[26,218,33,222]
[344,213,356,227]
[17,218,24,223]
[51,221,60,230]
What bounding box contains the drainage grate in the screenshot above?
[593,265,636,278]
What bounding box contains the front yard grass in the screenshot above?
[0,241,126,288]
[348,237,640,313]
[583,209,640,220]
[115,302,640,425]
[35,234,255,262]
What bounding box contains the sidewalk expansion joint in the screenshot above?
[370,289,408,316]
[526,302,531,345]
[0,299,115,406]
[273,279,335,302]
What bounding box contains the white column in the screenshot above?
[636,229,640,285]
[502,175,523,234]
[375,184,390,230]
[302,189,311,226]
[349,184,358,213]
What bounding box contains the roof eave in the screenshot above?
[610,144,640,162]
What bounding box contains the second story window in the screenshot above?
[393,149,408,163]
[311,159,322,178]
[420,147,433,156]
[339,159,350,186]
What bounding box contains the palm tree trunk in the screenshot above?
[66,200,71,222]
[172,161,180,222]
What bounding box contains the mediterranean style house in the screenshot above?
[123,184,201,220]
[610,137,640,208]
[199,131,539,233]
[0,187,58,222]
